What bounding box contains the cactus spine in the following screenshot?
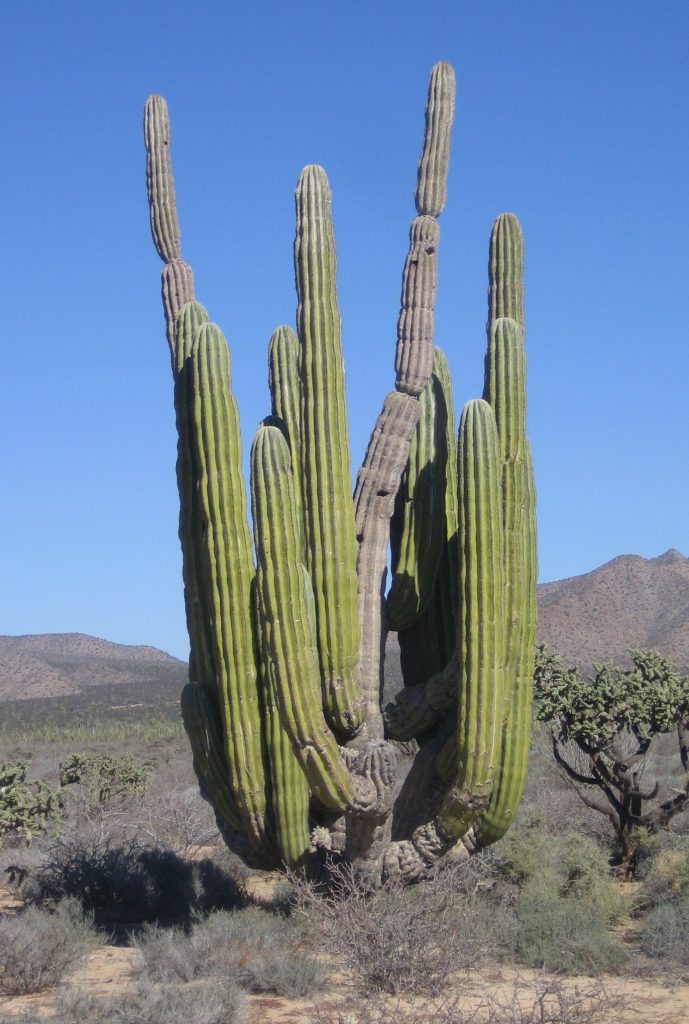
[144,62,537,884]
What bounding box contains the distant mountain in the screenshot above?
[537,549,689,672]
[0,633,187,702]
[2,549,687,706]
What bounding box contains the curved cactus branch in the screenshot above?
[251,423,356,812]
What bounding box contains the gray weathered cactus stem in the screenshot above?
[143,61,537,884]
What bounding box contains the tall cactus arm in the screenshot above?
[387,361,448,631]
[416,62,456,218]
[476,444,536,844]
[163,260,196,359]
[393,346,459,689]
[186,323,267,846]
[268,325,304,542]
[355,391,422,741]
[251,423,355,812]
[144,95,195,361]
[251,579,311,867]
[476,329,537,847]
[354,63,456,744]
[294,166,363,738]
[488,213,524,333]
[394,216,441,397]
[174,302,211,685]
[180,681,244,833]
[384,399,505,883]
[437,398,505,834]
[477,230,537,845]
[144,95,181,263]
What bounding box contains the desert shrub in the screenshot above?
[0,758,64,847]
[507,884,628,974]
[130,779,219,855]
[289,859,502,997]
[0,978,245,1024]
[637,831,689,909]
[25,835,247,924]
[492,824,626,924]
[59,753,154,804]
[240,949,326,997]
[135,905,323,996]
[638,893,689,969]
[309,977,627,1024]
[0,897,97,996]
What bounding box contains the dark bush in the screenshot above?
[25,835,247,925]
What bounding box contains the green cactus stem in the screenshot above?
[251,422,355,812]
[252,580,311,867]
[295,166,363,738]
[476,312,537,844]
[180,681,243,833]
[173,301,210,685]
[488,213,524,332]
[185,322,267,846]
[387,358,448,631]
[268,325,304,542]
[437,398,505,835]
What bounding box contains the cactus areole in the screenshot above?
[143,63,537,885]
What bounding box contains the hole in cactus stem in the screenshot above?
[425,246,436,255]
[376,489,390,497]
[356,532,364,543]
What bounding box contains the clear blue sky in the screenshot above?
[2,1,687,660]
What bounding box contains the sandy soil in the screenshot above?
[2,881,688,1023]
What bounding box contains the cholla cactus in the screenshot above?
[143,63,537,884]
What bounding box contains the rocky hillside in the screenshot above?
[537,549,689,671]
[0,633,187,702]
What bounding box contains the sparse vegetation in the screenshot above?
[1,668,689,1022]
[0,978,246,1024]
[0,898,97,996]
[289,858,506,996]
[134,905,324,996]
[309,976,629,1024]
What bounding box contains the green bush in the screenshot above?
[0,759,63,847]
[638,832,689,909]
[492,826,626,924]
[507,884,628,974]
[638,894,689,969]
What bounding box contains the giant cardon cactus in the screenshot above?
[143,63,537,885]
